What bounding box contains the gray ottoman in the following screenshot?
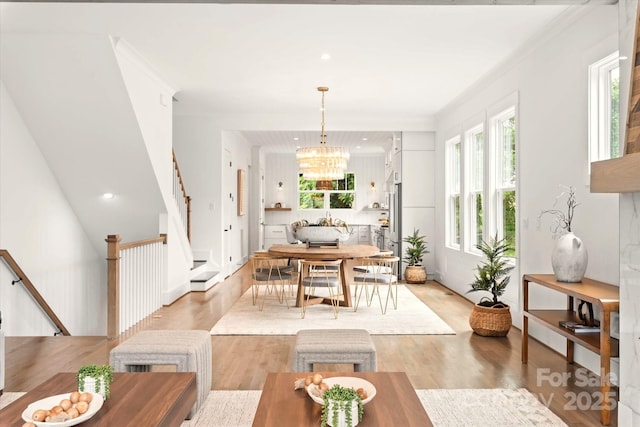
[109,330,211,419]
[293,329,377,372]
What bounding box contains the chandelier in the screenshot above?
[296,87,350,181]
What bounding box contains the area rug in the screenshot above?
[210,285,456,335]
[417,389,568,427]
[1,389,567,426]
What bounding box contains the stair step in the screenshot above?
[192,260,207,270]
[191,271,219,283]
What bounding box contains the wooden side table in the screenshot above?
[521,274,619,425]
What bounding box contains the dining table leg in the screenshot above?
[339,262,352,307]
[294,259,353,308]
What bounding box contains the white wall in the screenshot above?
[173,116,224,270]
[435,5,619,373]
[0,82,105,336]
[115,38,194,304]
[400,132,436,277]
[222,131,252,271]
[173,119,254,276]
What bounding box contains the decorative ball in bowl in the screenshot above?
[307,376,376,405]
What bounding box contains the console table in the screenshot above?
[521,274,619,426]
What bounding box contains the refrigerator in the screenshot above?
[389,183,402,278]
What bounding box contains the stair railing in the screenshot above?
[172,149,192,242]
[106,234,167,339]
[0,249,70,336]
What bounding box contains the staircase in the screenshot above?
[190,260,221,292]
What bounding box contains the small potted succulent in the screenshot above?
[321,384,364,427]
[77,364,114,399]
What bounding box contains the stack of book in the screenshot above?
[559,320,600,333]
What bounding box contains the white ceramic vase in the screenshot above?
[326,400,359,427]
[551,232,588,282]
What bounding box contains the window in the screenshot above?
[589,52,620,167]
[445,136,461,249]
[466,125,484,253]
[445,99,518,261]
[298,173,355,209]
[493,109,517,258]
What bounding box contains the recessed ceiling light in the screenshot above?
[103,193,114,199]
[321,53,331,61]
[293,137,299,141]
[356,146,361,149]
[362,137,368,141]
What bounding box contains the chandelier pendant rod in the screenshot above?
[319,86,328,146]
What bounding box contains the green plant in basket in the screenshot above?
[77,364,114,399]
[321,384,363,427]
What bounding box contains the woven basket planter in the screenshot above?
[405,266,426,284]
[469,303,512,337]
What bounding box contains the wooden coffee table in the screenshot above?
[252,371,433,426]
[0,372,196,426]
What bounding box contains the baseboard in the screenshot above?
[163,281,191,305]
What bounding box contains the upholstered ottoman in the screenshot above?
[109,330,211,419]
[293,329,377,372]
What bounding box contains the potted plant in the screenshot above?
[467,234,514,337]
[77,364,114,399]
[402,228,429,284]
[321,384,364,427]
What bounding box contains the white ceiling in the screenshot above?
[0,2,584,153]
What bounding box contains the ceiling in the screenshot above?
[1,1,600,154]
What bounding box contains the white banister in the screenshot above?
[106,234,167,338]
[118,241,164,333]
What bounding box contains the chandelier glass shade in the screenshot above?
[296,87,350,180]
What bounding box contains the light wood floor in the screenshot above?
[4,262,617,426]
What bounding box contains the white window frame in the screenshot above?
[298,173,356,210]
[491,107,517,259]
[588,51,620,171]
[465,124,484,255]
[445,136,461,250]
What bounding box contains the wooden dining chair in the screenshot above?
[250,253,296,310]
[299,259,343,319]
[352,256,399,314]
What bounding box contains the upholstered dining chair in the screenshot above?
[352,256,400,314]
[299,259,343,319]
[250,253,296,310]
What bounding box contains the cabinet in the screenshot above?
[263,225,288,249]
[345,225,371,245]
[522,274,619,426]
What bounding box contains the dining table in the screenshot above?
[267,244,380,308]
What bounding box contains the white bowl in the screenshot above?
[307,376,376,405]
[22,392,104,427]
[294,226,351,243]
